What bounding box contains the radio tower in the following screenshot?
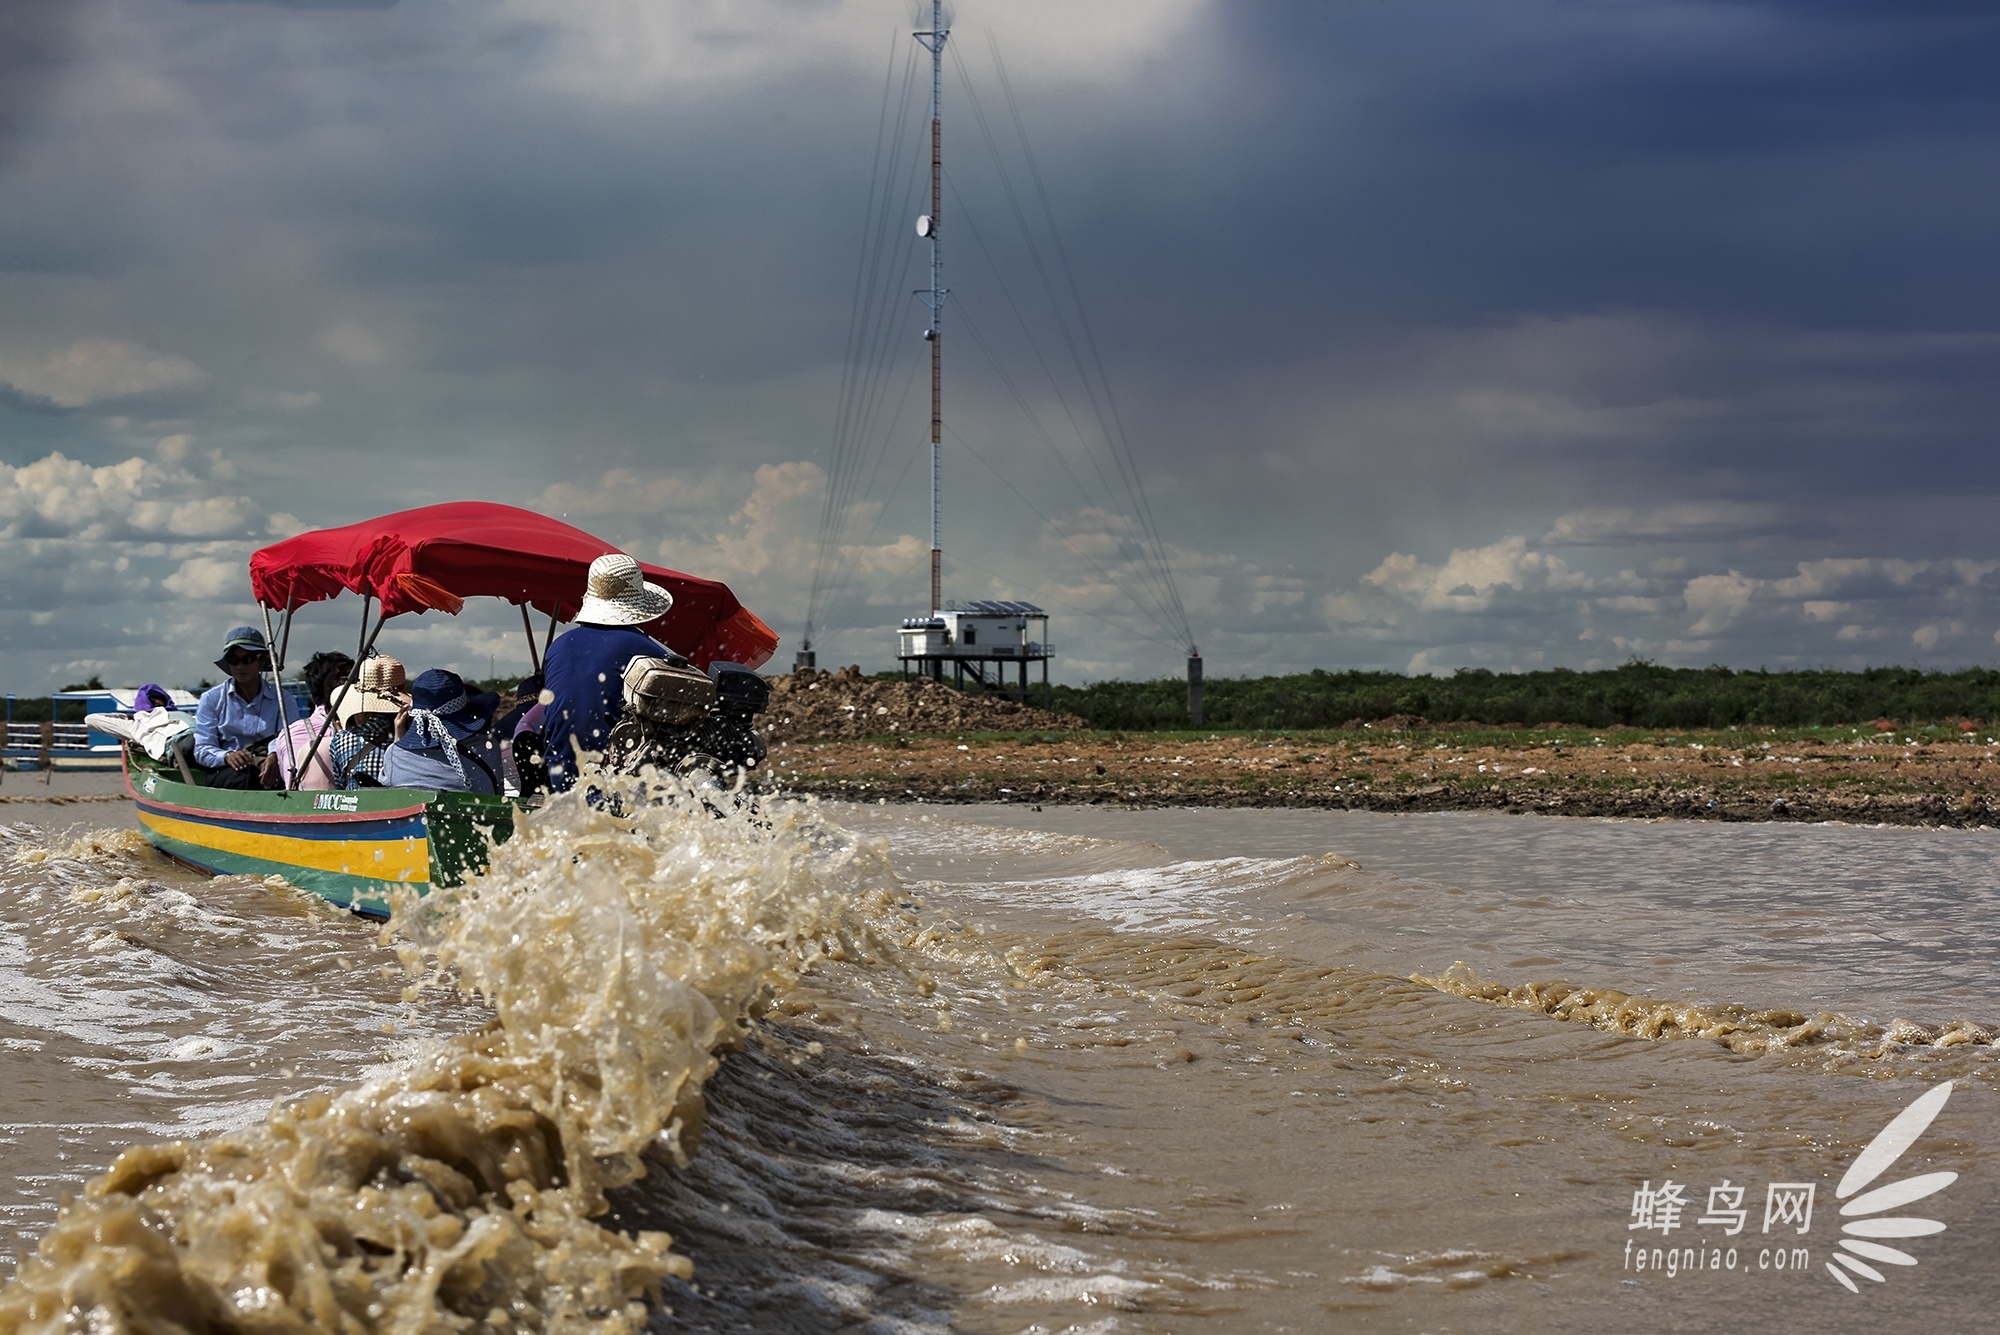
[915,0,949,618]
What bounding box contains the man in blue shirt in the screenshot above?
[542,552,683,790]
[192,626,286,789]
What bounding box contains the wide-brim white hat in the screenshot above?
[576,552,673,626]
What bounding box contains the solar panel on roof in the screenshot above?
[957,599,1044,615]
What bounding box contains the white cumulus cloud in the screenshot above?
[0,338,206,408]
[1358,536,1590,613]
[1322,529,2000,672]
[1682,571,1757,634]
[0,452,258,541]
[161,556,243,601]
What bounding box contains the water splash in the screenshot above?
[0,768,897,1332]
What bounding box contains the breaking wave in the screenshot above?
[0,768,898,1332]
[1415,961,2000,1059]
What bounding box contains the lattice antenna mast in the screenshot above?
[914,0,949,613]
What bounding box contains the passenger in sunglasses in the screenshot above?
[191,626,285,789]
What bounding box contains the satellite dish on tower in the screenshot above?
[916,214,934,238]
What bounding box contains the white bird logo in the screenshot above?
[1826,1080,1959,1292]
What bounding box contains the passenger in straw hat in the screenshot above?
[539,551,683,791]
[329,654,410,789]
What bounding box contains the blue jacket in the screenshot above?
[192,679,285,768]
[381,740,497,795]
[541,624,671,789]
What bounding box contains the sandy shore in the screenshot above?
[27,734,1995,830]
[766,726,2000,826]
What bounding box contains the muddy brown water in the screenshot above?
[1,789,1993,1331]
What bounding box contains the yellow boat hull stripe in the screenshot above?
[138,810,431,884]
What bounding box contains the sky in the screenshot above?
[2,0,1999,689]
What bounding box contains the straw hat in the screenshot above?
[335,654,411,723]
[575,552,673,626]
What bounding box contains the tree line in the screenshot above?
[19,662,2000,732]
[1040,663,2000,731]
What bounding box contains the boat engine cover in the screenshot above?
[621,656,717,727]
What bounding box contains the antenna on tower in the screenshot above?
[914,0,949,626]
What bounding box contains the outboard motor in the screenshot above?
[621,655,717,728]
[604,657,768,782]
[691,661,770,775]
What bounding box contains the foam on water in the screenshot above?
[1417,961,2000,1064]
[0,770,896,1332]
[6,795,2000,1329]
[0,819,493,1260]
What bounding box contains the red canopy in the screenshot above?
[248,501,778,670]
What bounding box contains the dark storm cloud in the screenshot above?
[4,0,2000,682]
[0,0,88,162]
[0,383,71,415]
[1060,1,2000,352]
[924,0,2000,671]
[184,1,397,9]
[1007,6,2000,503]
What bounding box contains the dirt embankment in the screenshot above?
[759,665,1085,745]
[763,721,2000,827]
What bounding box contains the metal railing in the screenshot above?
[3,722,98,750]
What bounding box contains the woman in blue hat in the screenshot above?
[191,626,284,789]
[380,669,501,794]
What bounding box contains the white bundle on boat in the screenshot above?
[92,709,194,761]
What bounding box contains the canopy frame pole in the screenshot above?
[260,602,297,789]
[298,592,382,791]
[544,610,558,663]
[261,603,285,674]
[521,602,542,675]
[276,595,306,785]
[275,593,295,677]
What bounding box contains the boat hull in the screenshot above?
[124,754,511,917]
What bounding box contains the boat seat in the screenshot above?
[129,743,202,786]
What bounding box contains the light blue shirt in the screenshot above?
[380,741,496,794]
[192,679,285,769]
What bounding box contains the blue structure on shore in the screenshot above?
[0,686,305,771]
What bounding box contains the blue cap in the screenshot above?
[214,626,270,673]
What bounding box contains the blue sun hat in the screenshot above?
[214,626,270,673]
[401,669,498,741]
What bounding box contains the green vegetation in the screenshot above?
[1041,662,2000,731]
[0,676,111,724]
[7,697,90,724]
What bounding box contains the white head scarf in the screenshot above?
[402,693,471,783]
